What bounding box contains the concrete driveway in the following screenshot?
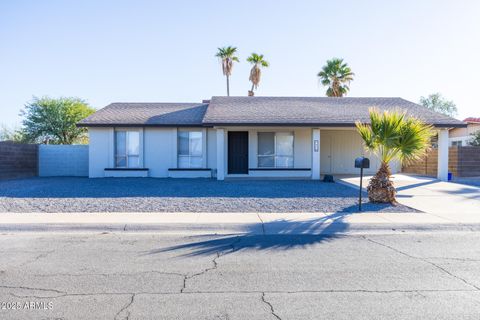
[339,174,480,220]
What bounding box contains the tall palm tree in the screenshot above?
[215,46,239,96]
[317,58,355,97]
[356,109,434,203]
[246,53,269,96]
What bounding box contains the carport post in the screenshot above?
[312,129,320,180]
[216,128,225,180]
[437,129,449,181]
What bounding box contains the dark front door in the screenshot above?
[228,131,249,174]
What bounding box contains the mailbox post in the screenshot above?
[354,157,370,211]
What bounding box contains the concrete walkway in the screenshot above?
[1,209,479,234]
[339,174,480,222]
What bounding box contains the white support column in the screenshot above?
[216,128,225,180]
[437,129,449,181]
[312,129,321,180]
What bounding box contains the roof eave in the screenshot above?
[202,122,467,128]
[76,123,210,128]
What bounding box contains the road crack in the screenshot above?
[114,293,135,320]
[33,271,185,278]
[181,252,221,293]
[181,236,242,293]
[0,285,66,295]
[261,292,282,320]
[9,288,477,299]
[363,236,480,291]
[19,250,55,267]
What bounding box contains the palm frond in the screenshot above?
[357,108,433,165]
[355,121,376,150]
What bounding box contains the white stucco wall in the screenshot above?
[87,126,399,178]
[88,127,114,178]
[89,127,146,178]
[293,128,312,168]
[207,128,217,170]
[88,127,211,178]
[144,127,176,177]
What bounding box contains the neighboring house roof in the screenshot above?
[78,103,208,127]
[463,117,480,123]
[78,97,466,128]
[203,97,465,127]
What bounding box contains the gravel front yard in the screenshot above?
[0,177,416,213]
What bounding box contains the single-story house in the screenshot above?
[449,117,480,146]
[78,96,465,181]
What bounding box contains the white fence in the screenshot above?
[39,145,88,177]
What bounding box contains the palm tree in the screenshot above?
[317,58,355,97]
[356,109,434,203]
[246,53,269,96]
[215,46,239,96]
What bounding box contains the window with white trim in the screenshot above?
[258,132,294,168]
[178,130,203,168]
[115,130,140,168]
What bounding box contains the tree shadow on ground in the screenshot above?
[145,210,358,257]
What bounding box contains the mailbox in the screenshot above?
[354,157,370,169]
[354,157,370,212]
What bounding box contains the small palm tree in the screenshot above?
[246,53,269,96]
[215,46,239,96]
[356,109,434,203]
[317,58,354,97]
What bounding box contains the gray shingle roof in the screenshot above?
[203,96,465,127]
[78,97,466,128]
[78,103,208,127]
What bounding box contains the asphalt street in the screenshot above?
[0,231,480,319]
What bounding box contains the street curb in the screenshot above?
[0,222,479,234]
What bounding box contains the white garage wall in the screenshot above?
[320,130,400,175]
[39,145,89,177]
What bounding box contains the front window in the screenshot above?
[115,130,140,168]
[178,130,203,168]
[258,132,294,168]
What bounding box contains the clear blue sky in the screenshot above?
[1,0,479,127]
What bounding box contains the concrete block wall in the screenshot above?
[0,141,38,179]
[39,145,89,177]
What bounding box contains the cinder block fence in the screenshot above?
[38,145,88,177]
[0,141,38,179]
